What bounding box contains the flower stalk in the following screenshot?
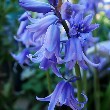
[46,70,51,94]
[94,69,100,110]
[75,63,83,102]
[83,70,88,109]
[83,70,87,95]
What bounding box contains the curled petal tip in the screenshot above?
[27,54,32,60]
[82,52,100,67]
[80,93,88,104]
[18,12,31,21]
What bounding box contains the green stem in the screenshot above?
[83,70,87,109]
[75,63,83,102]
[94,69,100,110]
[83,70,87,95]
[93,31,100,110]
[46,70,51,94]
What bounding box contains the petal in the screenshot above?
[48,81,65,110]
[15,30,32,47]
[64,83,76,107]
[80,93,88,104]
[78,60,88,70]
[27,14,39,23]
[27,51,44,63]
[27,15,59,32]
[51,63,62,78]
[33,29,46,41]
[69,27,77,36]
[85,24,99,32]
[45,24,60,52]
[64,38,76,62]
[72,4,85,12]
[68,89,84,110]
[18,12,31,21]
[39,58,51,70]
[28,46,45,63]
[17,20,28,36]
[36,93,52,101]
[65,60,76,70]
[75,38,83,61]
[73,12,83,25]
[59,82,71,105]
[61,2,73,20]
[83,14,93,26]
[19,0,53,13]
[69,93,88,109]
[82,52,100,67]
[11,49,29,65]
[69,98,83,110]
[45,49,54,59]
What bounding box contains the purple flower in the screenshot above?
[27,24,62,77]
[19,0,53,13]
[36,80,87,110]
[15,12,37,47]
[64,13,100,70]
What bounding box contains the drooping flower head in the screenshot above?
[27,24,62,77]
[14,12,37,48]
[36,80,87,110]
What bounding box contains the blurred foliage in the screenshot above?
[94,12,110,41]
[0,0,110,110]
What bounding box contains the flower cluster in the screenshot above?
[12,0,100,109]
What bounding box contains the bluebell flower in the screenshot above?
[36,80,87,110]
[27,24,62,77]
[64,13,100,70]
[15,12,37,47]
[19,0,53,13]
